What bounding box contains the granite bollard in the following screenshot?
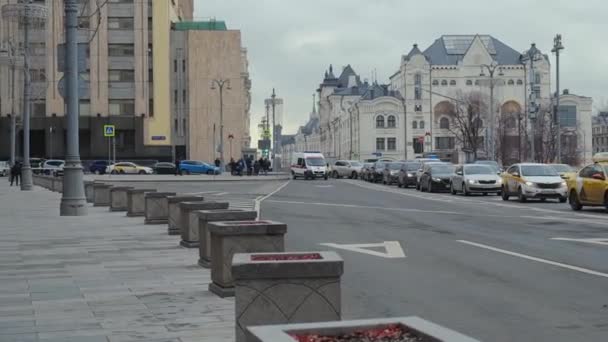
[198,210,258,268]
[84,181,95,203]
[109,186,134,211]
[144,192,177,224]
[178,202,230,248]
[232,251,343,342]
[246,317,480,342]
[208,220,287,298]
[126,188,156,217]
[93,183,112,207]
[167,195,204,235]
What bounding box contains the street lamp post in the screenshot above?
[211,79,231,168]
[552,34,564,163]
[60,0,87,216]
[526,43,541,162]
[271,88,277,161]
[480,62,503,161]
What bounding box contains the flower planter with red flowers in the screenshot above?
[232,251,344,342]
[207,220,287,299]
[246,317,480,342]
[178,201,230,248]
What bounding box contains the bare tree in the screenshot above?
[446,91,488,161]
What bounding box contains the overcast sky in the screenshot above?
[194,0,608,141]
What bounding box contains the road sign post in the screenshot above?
[104,125,115,165]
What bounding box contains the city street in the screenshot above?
[261,178,608,342]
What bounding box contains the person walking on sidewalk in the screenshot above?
[229,158,236,175]
[10,162,21,186]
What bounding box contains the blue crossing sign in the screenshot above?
[103,125,115,137]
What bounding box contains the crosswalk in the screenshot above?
[185,191,256,211]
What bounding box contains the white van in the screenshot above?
[291,152,328,180]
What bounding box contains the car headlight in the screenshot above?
[433,177,441,182]
[497,179,503,184]
[407,173,413,177]
[525,181,535,187]
[560,181,567,187]
[468,179,476,184]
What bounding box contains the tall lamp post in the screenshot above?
[480,62,504,161]
[526,43,541,162]
[211,79,231,168]
[0,40,20,166]
[60,0,87,215]
[270,88,277,162]
[552,34,564,163]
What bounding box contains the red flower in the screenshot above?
[251,253,323,261]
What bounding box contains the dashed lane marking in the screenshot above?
[551,238,608,246]
[255,180,291,218]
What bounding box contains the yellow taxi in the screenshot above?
[106,162,153,175]
[567,153,608,211]
[501,163,568,203]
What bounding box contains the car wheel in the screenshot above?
[463,183,470,196]
[292,171,297,180]
[119,170,125,175]
[138,170,146,175]
[324,175,328,180]
[416,182,420,191]
[110,170,118,175]
[207,170,214,175]
[518,187,527,203]
[332,171,339,179]
[427,180,433,193]
[450,183,457,195]
[352,171,357,179]
[501,186,510,201]
[398,181,403,188]
[569,190,582,210]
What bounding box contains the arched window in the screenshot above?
[419,120,425,129]
[440,117,450,129]
[516,79,523,85]
[505,117,516,129]
[376,115,385,128]
[412,121,418,129]
[449,80,456,86]
[508,79,515,85]
[474,80,480,86]
[466,80,473,86]
[432,80,439,86]
[387,115,396,128]
[441,80,448,86]
[414,73,422,86]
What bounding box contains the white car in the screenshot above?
[291,152,328,180]
[331,160,363,179]
[106,162,154,175]
[42,160,65,177]
[450,164,502,196]
[0,161,9,177]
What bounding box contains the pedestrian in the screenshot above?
[175,158,182,176]
[246,157,253,176]
[263,158,270,175]
[229,158,236,175]
[214,158,221,168]
[10,161,21,186]
[253,160,260,176]
[237,158,245,176]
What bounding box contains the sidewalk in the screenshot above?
[85,173,289,183]
[0,182,234,341]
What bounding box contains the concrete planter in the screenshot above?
[84,181,95,203]
[232,251,343,342]
[93,184,112,206]
[198,210,258,268]
[126,188,156,217]
[52,178,63,193]
[208,220,287,298]
[167,195,204,235]
[178,202,230,248]
[246,317,480,342]
[109,186,134,211]
[144,192,177,224]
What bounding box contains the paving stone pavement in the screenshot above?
[0,181,234,342]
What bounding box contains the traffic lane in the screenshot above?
[263,197,608,342]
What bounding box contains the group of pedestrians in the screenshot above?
[7,161,22,186]
[229,157,270,176]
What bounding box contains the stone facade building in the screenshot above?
[592,112,608,154]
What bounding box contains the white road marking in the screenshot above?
[551,238,608,246]
[457,240,608,279]
[255,180,291,218]
[344,180,457,203]
[315,185,334,188]
[214,192,229,196]
[264,199,464,215]
[320,241,406,258]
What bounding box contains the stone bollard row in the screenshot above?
[166,195,204,235]
[126,188,156,217]
[178,202,230,248]
[109,186,133,211]
[144,192,177,224]
[93,183,112,206]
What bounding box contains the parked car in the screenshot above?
[360,162,374,181]
[567,154,608,211]
[550,163,576,179]
[501,163,567,203]
[30,158,45,174]
[397,161,421,188]
[450,164,502,196]
[382,162,404,185]
[419,163,456,193]
[331,160,363,179]
[42,160,65,176]
[474,160,501,173]
[153,162,177,174]
[179,160,220,175]
[0,161,9,177]
[416,161,447,190]
[369,161,386,183]
[89,160,109,174]
[107,162,153,175]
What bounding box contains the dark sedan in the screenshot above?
[419,164,456,192]
[153,162,176,174]
[369,161,386,183]
[397,162,421,188]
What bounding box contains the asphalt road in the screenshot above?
[260,178,608,342]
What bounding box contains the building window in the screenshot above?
[535,73,541,84]
[415,104,422,112]
[508,79,515,85]
[109,99,135,115]
[149,99,154,118]
[376,138,385,151]
[533,86,541,99]
[115,130,135,152]
[32,101,46,117]
[174,90,178,105]
[182,60,186,73]
[387,115,396,128]
[174,118,178,132]
[412,121,418,129]
[108,17,134,30]
[435,137,455,150]
[449,80,456,86]
[387,138,396,151]
[414,87,421,100]
[108,44,134,56]
[419,120,425,129]
[29,42,45,56]
[108,69,135,82]
[182,89,186,104]
[413,137,423,154]
[79,100,90,116]
[174,59,177,73]
[559,105,577,127]
[376,115,385,128]
[517,79,523,85]
[474,80,480,86]
[30,69,46,82]
[466,80,473,86]
[78,16,90,29]
[414,73,421,86]
[441,80,448,86]
[439,117,450,129]
[432,80,439,86]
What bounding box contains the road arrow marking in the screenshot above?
[319,241,406,258]
[551,237,608,246]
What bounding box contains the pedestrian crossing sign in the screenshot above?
[103,125,115,137]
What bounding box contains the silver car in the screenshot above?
[0,161,9,177]
[331,160,363,179]
[450,164,502,196]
